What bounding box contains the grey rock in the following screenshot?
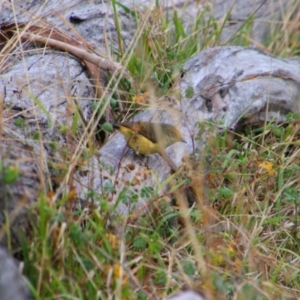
[0,247,31,300]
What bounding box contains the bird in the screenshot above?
[113,121,185,172]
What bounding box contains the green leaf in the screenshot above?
[181,259,196,276]
[185,86,194,98]
[101,122,114,133]
[1,166,19,184]
[14,117,24,127]
[133,236,147,250]
[219,187,234,198]
[141,186,153,198]
[103,182,115,192]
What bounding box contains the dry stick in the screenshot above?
[22,29,136,115]
[22,32,126,74]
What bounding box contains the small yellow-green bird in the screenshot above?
[113,121,185,172]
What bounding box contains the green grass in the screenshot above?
[2,1,300,299]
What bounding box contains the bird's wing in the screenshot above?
[118,122,160,144]
[137,122,161,144]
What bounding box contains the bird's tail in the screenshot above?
[159,149,178,173]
